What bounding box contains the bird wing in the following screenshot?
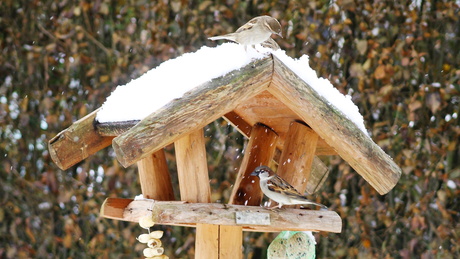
[266,175,304,198]
[235,17,258,33]
[266,174,328,208]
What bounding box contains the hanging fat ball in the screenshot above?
[268,231,316,259]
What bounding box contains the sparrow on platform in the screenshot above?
[250,166,327,209]
[208,15,282,50]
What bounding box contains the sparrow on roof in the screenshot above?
[208,16,282,50]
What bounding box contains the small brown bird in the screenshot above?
[260,37,280,50]
[208,16,282,50]
[251,166,327,209]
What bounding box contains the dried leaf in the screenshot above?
[349,63,365,78]
[355,39,368,55]
[374,64,386,79]
[426,92,441,114]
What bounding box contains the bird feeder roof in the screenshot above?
[49,44,401,195]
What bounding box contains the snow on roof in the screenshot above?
[96,43,266,123]
[96,43,368,135]
[271,50,368,135]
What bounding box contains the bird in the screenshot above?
[260,37,280,50]
[208,15,282,50]
[250,166,327,209]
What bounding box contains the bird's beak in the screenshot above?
[250,171,258,176]
[277,32,283,38]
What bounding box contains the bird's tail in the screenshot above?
[300,200,328,209]
[208,34,235,41]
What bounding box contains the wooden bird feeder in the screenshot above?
[49,54,401,258]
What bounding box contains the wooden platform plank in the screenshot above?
[100,198,342,233]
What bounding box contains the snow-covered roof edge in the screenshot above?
[96,43,368,136]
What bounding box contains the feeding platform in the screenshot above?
[49,45,401,258]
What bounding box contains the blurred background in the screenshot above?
[1,0,459,258]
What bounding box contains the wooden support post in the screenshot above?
[136,149,175,200]
[195,224,243,259]
[220,226,243,259]
[175,129,218,258]
[277,121,319,194]
[175,129,211,203]
[196,223,219,259]
[229,123,278,206]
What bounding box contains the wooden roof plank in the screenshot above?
[112,57,274,167]
[48,108,113,170]
[269,56,401,194]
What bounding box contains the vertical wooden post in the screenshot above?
[175,129,211,203]
[175,129,216,258]
[229,123,279,206]
[277,121,318,195]
[136,149,175,200]
[196,223,219,258]
[220,226,243,259]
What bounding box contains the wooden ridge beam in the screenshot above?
[100,198,342,233]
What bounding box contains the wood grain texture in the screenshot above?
[307,157,330,194]
[223,115,329,194]
[229,123,278,206]
[175,129,211,203]
[113,57,273,168]
[100,198,342,233]
[222,111,252,137]
[136,149,175,200]
[219,226,243,259]
[269,56,401,194]
[48,108,113,170]
[227,91,337,155]
[276,122,319,197]
[96,120,138,136]
[196,224,219,259]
